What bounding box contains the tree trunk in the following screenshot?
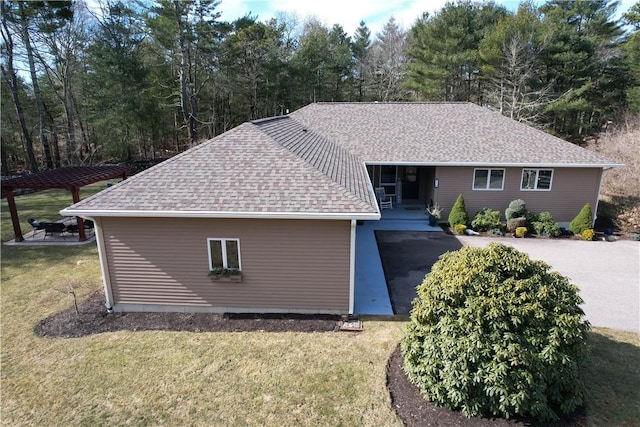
[1,136,10,176]
[51,122,61,168]
[19,3,53,169]
[177,4,197,149]
[0,16,39,172]
[70,91,90,162]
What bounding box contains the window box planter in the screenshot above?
[209,274,242,283]
[208,268,242,283]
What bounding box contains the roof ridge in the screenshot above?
[253,118,376,209]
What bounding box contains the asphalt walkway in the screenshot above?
[354,206,441,315]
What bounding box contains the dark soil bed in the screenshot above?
[34,290,342,338]
[387,345,586,427]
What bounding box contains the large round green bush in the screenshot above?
[401,243,589,422]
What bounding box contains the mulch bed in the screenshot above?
[34,290,342,338]
[386,345,586,427]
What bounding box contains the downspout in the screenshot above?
[92,217,115,312]
[349,219,357,314]
[594,167,608,227]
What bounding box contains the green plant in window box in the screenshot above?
[208,268,242,282]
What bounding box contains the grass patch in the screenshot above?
[2,188,639,425]
[583,328,640,425]
[1,181,109,241]
[1,244,405,426]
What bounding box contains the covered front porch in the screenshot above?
[367,165,437,206]
[354,204,442,315]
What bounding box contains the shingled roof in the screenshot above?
[62,102,617,219]
[290,102,617,166]
[62,121,378,219]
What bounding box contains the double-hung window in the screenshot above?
[521,169,553,191]
[473,168,505,190]
[208,238,241,271]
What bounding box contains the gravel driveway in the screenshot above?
[376,231,639,333]
[457,236,639,333]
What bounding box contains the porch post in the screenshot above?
[5,188,23,242]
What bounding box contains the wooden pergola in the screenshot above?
[2,166,129,242]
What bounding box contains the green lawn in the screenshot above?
[1,189,638,426]
[1,181,109,241]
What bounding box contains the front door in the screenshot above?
[403,167,419,200]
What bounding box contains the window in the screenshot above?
[207,238,241,271]
[473,169,505,190]
[521,169,553,191]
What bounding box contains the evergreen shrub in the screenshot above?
[402,243,589,422]
[505,199,527,232]
[569,204,593,235]
[448,194,469,228]
[471,208,502,231]
[515,226,528,237]
[505,199,526,220]
[532,212,561,237]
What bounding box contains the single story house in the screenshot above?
[61,102,619,315]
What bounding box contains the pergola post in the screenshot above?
[71,186,87,241]
[2,165,130,244]
[5,188,24,242]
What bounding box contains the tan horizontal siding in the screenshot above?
[434,167,602,223]
[101,218,351,312]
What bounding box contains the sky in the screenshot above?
[216,0,637,36]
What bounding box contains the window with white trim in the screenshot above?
[207,238,241,271]
[473,168,505,190]
[521,169,553,191]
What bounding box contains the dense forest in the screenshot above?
[1,0,639,175]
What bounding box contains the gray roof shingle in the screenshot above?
[65,122,377,217]
[290,102,617,165]
[63,102,617,218]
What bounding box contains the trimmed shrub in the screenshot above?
[581,229,595,241]
[506,217,526,232]
[515,226,528,237]
[471,208,502,231]
[454,224,467,235]
[505,199,526,220]
[448,194,468,228]
[490,228,504,236]
[402,243,589,422]
[505,199,527,232]
[569,204,593,235]
[532,211,561,237]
